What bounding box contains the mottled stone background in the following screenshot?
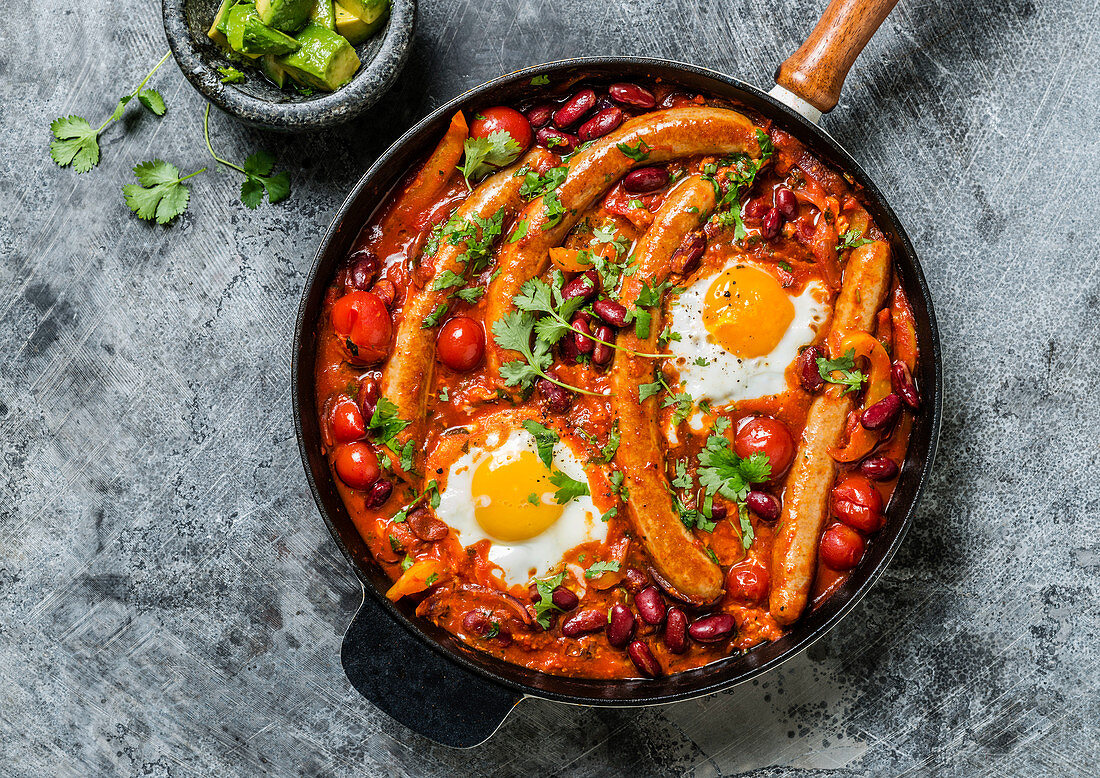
[3,0,1098,775]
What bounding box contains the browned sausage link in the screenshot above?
[769,240,892,625]
[485,106,762,375]
[380,149,556,455]
[612,177,722,605]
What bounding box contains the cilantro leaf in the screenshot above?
[837,229,874,251]
[49,116,101,173]
[454,285,486,304]
[550,470,590,504]
[594,420,620,464]
[422,303,448,328]
[137,88,166,116]
[816,348,867,394]
[368,396,411,450]
[430,270,466,292]
[638,381,662,401]
[519,166,568,199]
[697,430,771,504]
[521,420,558,470]
[244,150,275,177]
[509,219,529,243]
[531,572,565,629]
[584,560,620,579]
[617,140,651,161]
[203,103,291,209]
[458,130,522,186]
[122,159,203,224]
[542,190,566,229]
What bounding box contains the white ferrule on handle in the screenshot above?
[768,84,824,125]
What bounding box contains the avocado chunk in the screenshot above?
[260,54,289,87]
[255,0,314,32]
[227,3,302,56]
[207,0,237,47]
[334,2,386,44]
[338,0,388,23]
[278,22,361,91]
[310,0,336,30]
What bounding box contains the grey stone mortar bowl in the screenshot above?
[163,0,415,131]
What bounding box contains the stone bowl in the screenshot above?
[162,0,415,132]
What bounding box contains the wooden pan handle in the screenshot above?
[775,0,899,114]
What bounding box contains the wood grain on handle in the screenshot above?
[775,0,899,114]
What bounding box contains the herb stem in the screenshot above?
[202,103,247,174]
[177,167,207,183]
[552,312,667,359]
[96,50,174,134]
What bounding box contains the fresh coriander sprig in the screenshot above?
[202,104,290,208]
[696,417,771,549]
[122,160,206,224]
[50,51,172,173]
[458,131,522,188]
[816,348,867,394]
[493,309,601,396]
[836,229,874,251]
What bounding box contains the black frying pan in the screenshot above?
[292,0,942,748]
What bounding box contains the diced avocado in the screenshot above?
[227,3,302,55]
[256,0,314,32]
[310,0,336,30]
[338,0,388,23]
[334,2,386,43]
[260,54,289,87]
[278,22,361,91]
[207,0,237,47]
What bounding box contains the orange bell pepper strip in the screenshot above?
[891,285,919,371]
[382,111,469,234]
[827,331,892,463]
[386,558,448,601]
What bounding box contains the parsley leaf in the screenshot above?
[584,560,620,579]
[368,396,411,451]
[542,190,566,229]
[521,420,558,470]
[531,572,565,628]
[122,159,204,224]
[458,130,522,187]
[617,140,651,161]
[837,229,874,251]
[816,348,867,394]
[454,285,486,304]
[550,470,590,504]
[519,166,568,199]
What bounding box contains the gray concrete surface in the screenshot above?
[3,0,1099,775]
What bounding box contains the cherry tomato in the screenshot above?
[832,473,885,533]
[470,106,533,154]
[726,561,769,604]
[436,316,485,372]
[819,523,865,570]
[734,416,795,477]
[330,396,366,443]
[334,442,380,490]
[331,291,392,364]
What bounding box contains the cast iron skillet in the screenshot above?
[292,0,942,748]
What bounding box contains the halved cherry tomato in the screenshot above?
[726,560,769,604]
[436,316,485,372]
[331,291,393,364]
[330,396,366,443]
[334,442,380,490]
[734,416,795,477]
[470,106,533,153]
[819,523,865,570]
[832,473,885,533]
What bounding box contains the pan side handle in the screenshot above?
[774,0,900,116]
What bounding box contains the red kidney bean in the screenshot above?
[861,393,902,430]
[573,314,594,355]
[527,584,540,602]
[462,610,493,636]
[688,614,736,643]
[553,89,596,128]
[536,126,579,155]
[537,378,573,414]
[592,298,628,327]
[797,346,825,392]
[775,187,798,219]
[861,455,900,481]
[606,604,636,648]
[623,567,648,594]
[551,586,579,611]
[577,106,623,141]
[623,166,669,195]
[561,608,606,637]
[658,91,689,109]
[524,104,554,128]
[372,279,396,309]
[495,629,513,647]
[559,330,580,363]
[709,502,728,521]
[627,640,662,677]
[358,377,380,419]
[671,232,706,275]
[762,208,782,239]
[664,608,688,654]
[562,269,599,301]
[609,82,656,109]
[407,509,448,541]
[634,586,666,626]
[347,252,378,290]
[592,325,614,366]
[745,490,780,521]
[891,360,921,410]
[364,478,393,509]
[744,198,769,220]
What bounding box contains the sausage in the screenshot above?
[380,148,556,457]
[611,176,723,605]
[485,106,762,375]
[769,240,892,625]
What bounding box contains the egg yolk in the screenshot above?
[702,265,794,358]
[471,449,565,542]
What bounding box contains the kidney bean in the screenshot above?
[762,208,782,239]
[364,478,393,509]
[592,325,614,366]
[891,360,921,410]
[623,166,669,194]
[634,586,666,626]
[358,377,380,419]
[606,604,636,648]
[537,378,573,414]
[524,104,554,128]
[527,584,541,602]
[551,586,579,611]
[775,187,798,218]
[745,490,780,522]
[347,252,378,290]
[671,232,706,275]
[664,608,688,654]
[708,502,728,521]
[609,82,656,109]
[371,279,397,309]
[559,330,580,363]
[658,90,690,109]
[462,610,493,636]
[627,640,662,677]
[623,567,648,594]
[536,126,579,155]
[688,614,736,643]
[860,456,899,481]
[553,89,596,128]
[407,509,448,541]
[495,629,513,647]
[861,393,902,430]
[744,198,769,220]
[797,346,825,392]
[578,106,623,141]
[573,314,594,355]
[562,269,599,301]
[561,608,606,637]
[592,298,629,327]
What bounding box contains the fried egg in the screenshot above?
[668,261,829,406]
[435,423,605,585]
